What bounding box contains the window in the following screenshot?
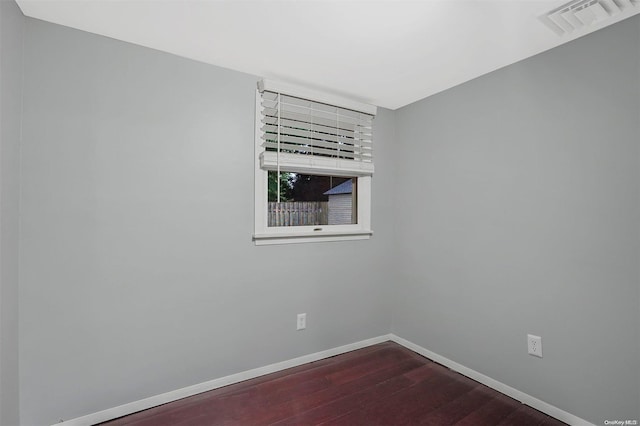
[253,80,376,245]
[268,172,357,226]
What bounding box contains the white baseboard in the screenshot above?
[56,333,594,426]
[389,334,595,426]
[54,334,393,426]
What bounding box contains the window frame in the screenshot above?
[253,81,375,245]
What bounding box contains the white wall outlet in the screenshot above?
[297,313,307,330]
[527,334,543,358]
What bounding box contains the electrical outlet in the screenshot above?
[297,313,307,330]
[527,334,543,358]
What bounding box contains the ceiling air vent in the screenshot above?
[540,0,638,35]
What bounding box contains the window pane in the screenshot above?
[267,172,357,227]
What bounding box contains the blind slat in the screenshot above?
[262,124,372,145]
[262,116,371,138]
[263,134,361,153]
[262,94,365,120]
[262,141,372,159]
[263,141,360,160]
[262,107,371,131]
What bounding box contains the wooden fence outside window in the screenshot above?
[268,201,328,227]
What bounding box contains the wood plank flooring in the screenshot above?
[100,342,566,426]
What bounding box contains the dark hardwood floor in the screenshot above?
[100,342,566,426]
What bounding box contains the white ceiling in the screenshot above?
[15,0,640,110]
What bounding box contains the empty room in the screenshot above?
[0,0,638,425]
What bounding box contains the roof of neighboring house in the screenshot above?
[323,180,352,196]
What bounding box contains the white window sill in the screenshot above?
[253,230,373,246]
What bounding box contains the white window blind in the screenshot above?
[258,85,375,176]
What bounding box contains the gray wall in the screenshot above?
[393,15,640,425]
[0,0,24,425]
[19,19,395,425]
